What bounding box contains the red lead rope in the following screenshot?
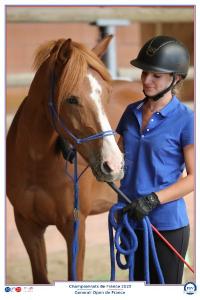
[151,224,194,273]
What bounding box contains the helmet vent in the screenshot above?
[146,37,175,57]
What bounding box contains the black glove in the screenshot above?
[57,137,76,163]
[122,192,160,221]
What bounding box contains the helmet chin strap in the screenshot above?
[143,74,176,101]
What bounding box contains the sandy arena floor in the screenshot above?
[6,192,195,284]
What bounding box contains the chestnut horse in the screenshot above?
[7,36,143,283]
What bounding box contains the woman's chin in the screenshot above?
[144,91,157,98]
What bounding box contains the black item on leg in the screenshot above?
[134,225,190,284]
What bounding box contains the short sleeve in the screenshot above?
[180,111,194,147]
[116,105,130,135]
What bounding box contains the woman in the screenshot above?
[117,36,194,284]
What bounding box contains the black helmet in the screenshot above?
[130,36,190,78]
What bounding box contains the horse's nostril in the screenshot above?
[101,161,112,175]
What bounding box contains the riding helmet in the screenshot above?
[130,35,190,78]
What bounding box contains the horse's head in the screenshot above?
[34,36,124,182]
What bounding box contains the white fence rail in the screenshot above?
[7,7,194,23]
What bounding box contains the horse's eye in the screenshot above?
[66,96,79,105]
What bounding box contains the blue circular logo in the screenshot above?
[184,282,197,295]
[5,286,11,292]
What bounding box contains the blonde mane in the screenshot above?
[33,39,111,109]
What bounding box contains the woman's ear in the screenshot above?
[175,74,182,84]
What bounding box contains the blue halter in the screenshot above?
[48,70,116,144]
[48,69,116,280]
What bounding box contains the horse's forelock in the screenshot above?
[32,39,66,71]
[32,39,111,111]
[57,41,111,110]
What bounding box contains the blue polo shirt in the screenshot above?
[116,96,194,230]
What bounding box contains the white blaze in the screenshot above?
[87,73,123,173]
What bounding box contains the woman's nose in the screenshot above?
[142,73,152,85]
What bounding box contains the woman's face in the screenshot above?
[141,71,172,97]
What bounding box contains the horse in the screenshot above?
[6,35,143,283]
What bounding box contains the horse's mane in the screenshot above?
[33,40,58,71]
[33,39,111,108]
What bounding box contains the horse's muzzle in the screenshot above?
[100,161,113,175]
[92,160,124,182]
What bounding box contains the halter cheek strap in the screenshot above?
[49,101,116,144]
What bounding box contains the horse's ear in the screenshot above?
[92,35,113,57]
[57,39,73,64]
[50,39,65,55]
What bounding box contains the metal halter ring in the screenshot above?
[73,208,79,221]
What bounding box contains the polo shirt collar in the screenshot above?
[159,96,179,117]
[135,96,179,117]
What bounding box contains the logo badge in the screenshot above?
[146,47,157,56]
[184,282,197,295]
[15,287,22,292]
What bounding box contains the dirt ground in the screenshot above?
[6,198,127,283]
[6,192,195,285]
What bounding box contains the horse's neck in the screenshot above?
[20,69,58,159]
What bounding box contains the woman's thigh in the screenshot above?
[134,225,190,284]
